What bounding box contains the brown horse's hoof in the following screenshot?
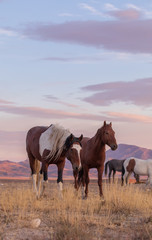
[100,196,105,204]
[82,195,87,200]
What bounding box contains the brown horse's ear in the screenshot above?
[69,133,74,141]
[79,134,83,141]
[104,121,106,126]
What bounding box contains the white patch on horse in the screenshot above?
[72,144,82,169]
[58,182,63,198]
[123,157,152,185]
[39,124,70,161]
[32,174,38,197]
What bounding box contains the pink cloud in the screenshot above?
[0,99,14,104]
[108,8,142,20]
[23,19,152,53]
[81,78,152,107]
[105,112,152,123]
[0,104,104,121]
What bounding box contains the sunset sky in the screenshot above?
[0,0,152,161]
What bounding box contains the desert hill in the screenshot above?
[0,144,152,178]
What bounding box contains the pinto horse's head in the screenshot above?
[100,121,118,151]
[65,134,83,172]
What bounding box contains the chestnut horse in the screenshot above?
[78,121,117,199]
[26,124,83,198]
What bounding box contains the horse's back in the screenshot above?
[124,157,151,175]
[109,159,123,171]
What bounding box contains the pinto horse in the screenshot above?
[105,159,140,184]
[26,124,83,198]
[122,157,151,185]
[78,121,117,199]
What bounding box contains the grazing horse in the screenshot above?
[26,124,83,198]
[78,121,117,199]
[105,159,140,184]
[122,157,152,185]
[105,159,125,183]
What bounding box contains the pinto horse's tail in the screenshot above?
[105,161,109,176]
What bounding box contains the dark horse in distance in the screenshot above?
[105,159,140,184]
[26,124,83,198]
[78,121,117,199]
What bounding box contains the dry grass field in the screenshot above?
[0,178,152,240]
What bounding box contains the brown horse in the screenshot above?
[26,124,83,198]
[78,121,117,199]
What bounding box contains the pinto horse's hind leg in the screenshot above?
[28,152,39,197]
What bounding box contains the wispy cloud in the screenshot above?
[0,99,14,104]
[22,19,152,54]
[81,78,152,107]
[0,28,17,37]
[41,55,105,63]
[104,111,152,123]
[79,3,104,16]
[44,95,78,108]
[0,104,104,121]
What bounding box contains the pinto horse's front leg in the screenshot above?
[57,161,65,198]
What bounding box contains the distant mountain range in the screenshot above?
[0,144,152,178]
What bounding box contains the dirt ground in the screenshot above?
[0,178,152,240]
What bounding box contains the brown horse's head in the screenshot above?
[99,121,118,151]
[66,134,83,172]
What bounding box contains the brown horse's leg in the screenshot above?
[81,166,89,199]
[113,170,116,183]
[73,170,78,190]
[56,160,65,198]
[108,169,112,183]
[97,165,104,198]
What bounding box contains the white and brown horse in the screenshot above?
[26,124,83,198]
[122,157,152,185]
[78,121,118,199]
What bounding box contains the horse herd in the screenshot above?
[26,121,151,199]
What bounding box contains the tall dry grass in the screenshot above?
[0,179,152,239]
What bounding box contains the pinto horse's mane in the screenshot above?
[39,124,71,161]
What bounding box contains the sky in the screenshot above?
[0,0,152,162]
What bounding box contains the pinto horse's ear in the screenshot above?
[79,134,83,141]
[110,122,112,126]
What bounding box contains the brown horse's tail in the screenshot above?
[105,161,109,176]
